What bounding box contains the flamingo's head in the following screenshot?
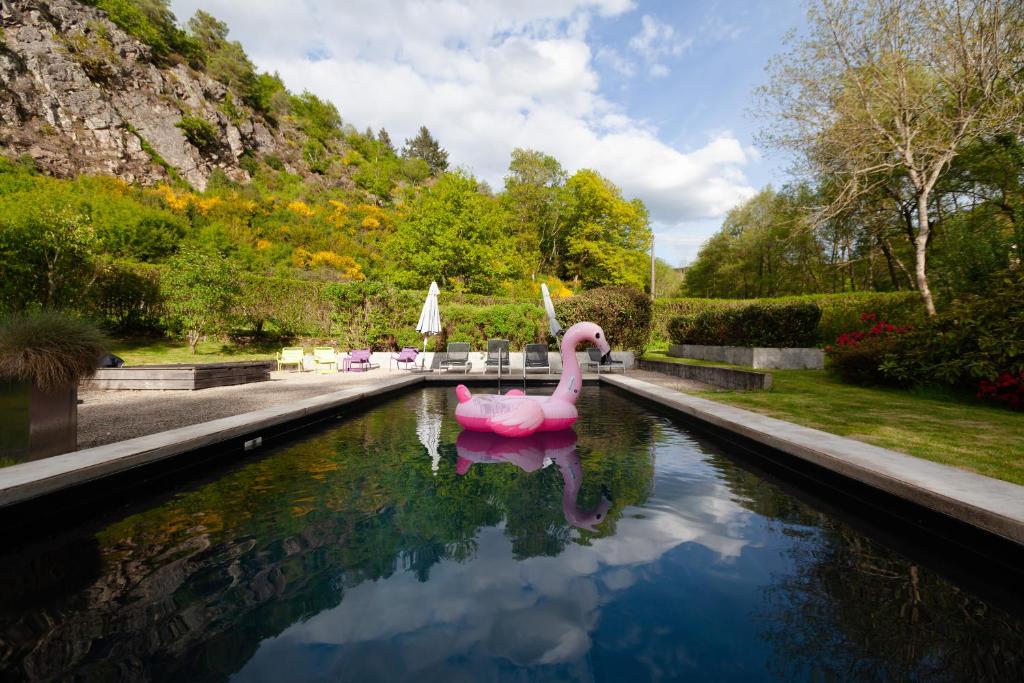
[565,321,611,356]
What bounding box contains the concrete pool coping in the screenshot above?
[2,372,1022,547]
[601,374,1024,546]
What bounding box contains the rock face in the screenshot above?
[0,0,281,189]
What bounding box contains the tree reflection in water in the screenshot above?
[0,387,1020,682]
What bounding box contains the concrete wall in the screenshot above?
[668,344,823,370]
[638,359,772,391]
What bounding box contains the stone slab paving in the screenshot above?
[602,374,1024,545]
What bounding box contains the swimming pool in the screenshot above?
[1,387,1021,681]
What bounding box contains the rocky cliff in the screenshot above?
[0,0,293,189]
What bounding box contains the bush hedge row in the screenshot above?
[653,291,923,347]
[667,302,821,348]
[555,286,652,352]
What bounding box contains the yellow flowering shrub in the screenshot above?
[287,200,316,218]
[361,216,380,229]
[255,238,272,250]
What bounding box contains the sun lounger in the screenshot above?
[523,343,551,377]
[391,346,419,370]
[485,339,510,375]
[584,347,624,374]
[440,342,471,373]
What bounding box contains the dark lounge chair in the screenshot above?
[485,339,510,375]
[584,347,624,374]
[440,342,471,373]
[523,343,551,377]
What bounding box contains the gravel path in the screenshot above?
[77,370,389,449]
[77,368,716,450]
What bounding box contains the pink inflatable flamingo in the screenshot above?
[454,322,610,437]
[455,430,611,532]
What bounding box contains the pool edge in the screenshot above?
[600,374,1024,546]
[0,374,424,508]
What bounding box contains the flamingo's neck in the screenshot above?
[552,327,586,403]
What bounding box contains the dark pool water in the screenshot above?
[1,387,1022,682]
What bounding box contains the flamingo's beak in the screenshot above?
[597,336,611,356]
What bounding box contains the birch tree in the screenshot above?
[759,0,1024,314]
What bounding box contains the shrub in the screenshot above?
[86,261,163,333]
[440,303,545,351]
[668,302,821,348]
[555,287,652,352]
[653,291,921,347]
[176,116,220,153]
[0,312,107,390]
[161,246,239,352]
[879,270,1024,401]
[825,313,912,385]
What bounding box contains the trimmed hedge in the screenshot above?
[555,286,652,352]
[668,302,821,348]
[653,291,923,347]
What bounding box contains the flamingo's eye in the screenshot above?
[595,333,601,338]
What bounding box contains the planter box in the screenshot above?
[1,381,77,462]
[668,344,823,370]
[82,361,273,391]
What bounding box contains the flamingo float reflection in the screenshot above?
[455,429,611,532]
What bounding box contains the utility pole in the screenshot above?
[649,234,656,300]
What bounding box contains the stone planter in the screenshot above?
[668,344,824,370]
[1,380,77,463]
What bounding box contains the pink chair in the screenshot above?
[346,348,379,372]
[390,346,419,371]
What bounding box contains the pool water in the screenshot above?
[1,387,1022,682]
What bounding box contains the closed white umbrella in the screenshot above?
[416,281,442,368]
[541,283,563,342]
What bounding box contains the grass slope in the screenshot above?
[643,351,1024,485]
[111,337,278,365]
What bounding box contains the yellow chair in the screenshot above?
[313,346,340,374]
[277,347,305,372]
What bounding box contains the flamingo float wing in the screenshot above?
[487,400,545,438]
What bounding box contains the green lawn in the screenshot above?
[642,351,1024,485]
[110,337,280,365]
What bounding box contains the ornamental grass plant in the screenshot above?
[0,311,107,391]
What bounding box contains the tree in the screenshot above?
[760,0,1024,314]
[377,128,396,155]
[502,148,567,277]
[160,245,239,353]
[387,173,520,293]
[402,126,449,175]
[559,170,652,289]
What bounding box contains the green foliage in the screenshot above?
[0,186,98,310]
[880,270,1024,388]
[555,287,652,352]
[668,302,821,348]
[441,303,546,350]
[0,311,107,390]
[653,291,922,347]
[290,91,342,142]
[827,335,903,386]
[175,116,220,153]
[87,0,202,64]
[86,261,163,333]
[61,22,118,83]
[560,170,652,289]
[389,173,522,293]
[160,246,239,352]
[402,126,448,175]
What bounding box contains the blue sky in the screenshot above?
[170,0,807,264]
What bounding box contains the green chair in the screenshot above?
[277,347,305,372]
[313,347,340,374]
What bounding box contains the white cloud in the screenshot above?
[170,0,755,265]
[628,14,691,77]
